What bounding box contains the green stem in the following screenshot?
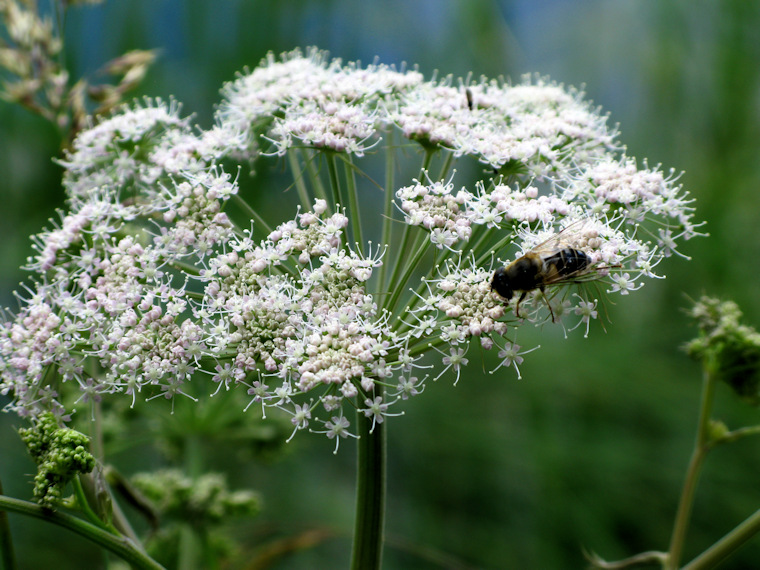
[382,231,429,315]
[465,222,493,262]
[666,364,717,570]
[89,401,142,539]
[0,495,164,570]
[71,476,118,534]
[418,148,435,180]
[232,193,273,237]
[287,149,313,212]
[79,470,142,545]
[408,335,448,358]
[91,400,105,464]
[0,478,16,570]
[343,155,364,256]
[380,221,411,305]
[178,435,204,570]
[391,247,440,334]
[474,226,518,267]
[378,148,437,307]
[435,150,455,182]
[374,129,396,300]
[326,152,343,211]
[349,402,387,570]
[301,148,330,208]
[713,424,760,445]
[682,508,760,570]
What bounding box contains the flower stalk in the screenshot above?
[666,362,717,569]
[592,297,760,569]
[0,476,17,570]
[682,508,760,570]
[0,495,164,570]
[350,398,387,570]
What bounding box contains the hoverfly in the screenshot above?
[491,223,600,321]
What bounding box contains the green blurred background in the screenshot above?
[2,1,760,568]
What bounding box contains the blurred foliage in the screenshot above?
[2,1,760,569]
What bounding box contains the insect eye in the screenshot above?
[490,269,513,300]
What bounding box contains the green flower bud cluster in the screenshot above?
[129,469,261,565]
[131,469,260,526]
[18,413,95,509]
[687,296,760,405]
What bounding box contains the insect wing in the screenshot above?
[540,248,594,286]
[528,221,598,286]
[523,219,588,256]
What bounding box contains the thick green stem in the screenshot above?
[682,508,760,570]
[178,435,203,570]
[79,470,142,546]
[666,365,717,569]
[84,403,139,542]
[0,495,164,570]
[349,403,387,570]
[91,401,105,463]
[0,478,16,570]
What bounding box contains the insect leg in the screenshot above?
[515,291,528,318]
[539,285,556,322]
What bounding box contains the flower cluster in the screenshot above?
[130,469,261,562]
[216,47,424,160]
[1,48,700,447]
[132,469,260,524]
[201,203,393,394]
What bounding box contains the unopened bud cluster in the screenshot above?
[18,413,95,508]
[687,296,760,405]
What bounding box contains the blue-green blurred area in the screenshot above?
[2,1,760,568]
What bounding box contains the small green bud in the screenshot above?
[706,419,729,443]
[128,469,261,566]
[131,469,261,526]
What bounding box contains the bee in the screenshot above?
[491,227,595,321]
